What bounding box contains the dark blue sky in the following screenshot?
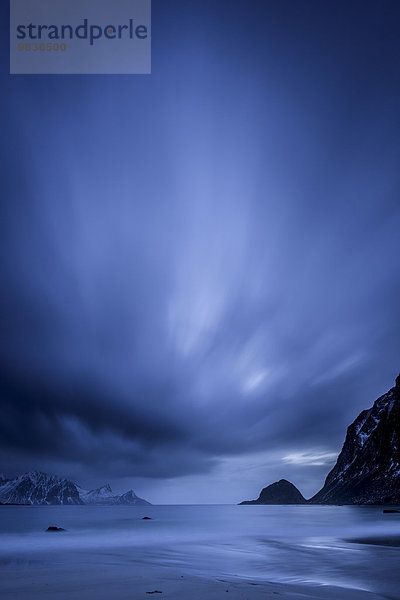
[1,0,400,503]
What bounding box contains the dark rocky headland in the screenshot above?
[240,374,400,506]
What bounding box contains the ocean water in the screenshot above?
[0,504,399,599]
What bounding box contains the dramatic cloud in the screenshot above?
[1,0,400,502]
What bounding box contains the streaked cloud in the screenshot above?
[282,452,338,467]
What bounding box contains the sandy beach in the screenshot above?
[0,554,387,600]
[0,505,398,600]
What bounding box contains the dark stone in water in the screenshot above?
[46,526,65,532]
[142,516,152,520]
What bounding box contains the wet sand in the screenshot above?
[0,560,385,600]
[346,535,400,547]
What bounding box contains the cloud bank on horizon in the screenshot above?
[1,0,400,503]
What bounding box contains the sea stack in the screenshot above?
[240,479,306,505]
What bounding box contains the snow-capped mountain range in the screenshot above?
[0,472,151,506]
[311,374,400,504]
[78,483,150,505]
